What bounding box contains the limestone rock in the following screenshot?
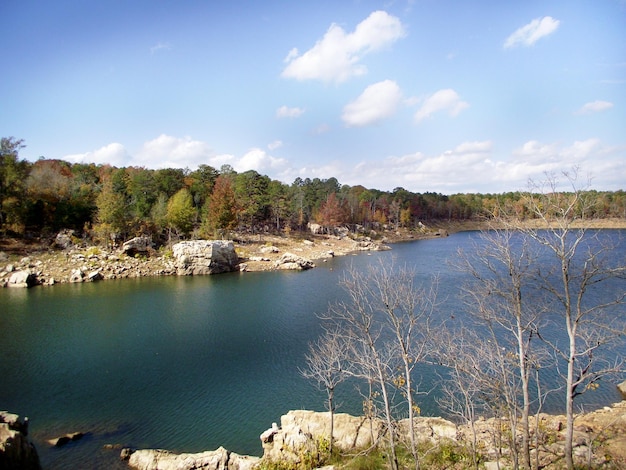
[88,270,103,282]
[399,416,458,442]
[0,411,41,470]
[173,240,239,275]
[124,446,259,470]
[259,245,279,254]
[7,270,38,288]
[54,229,75,249]
[261,410,381,463]
[273,253,315,270]
[69,268,84,283]
[122,236,153,256]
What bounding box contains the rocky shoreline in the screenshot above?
[3,219,625,288]
[0,226,434,288]
[5,400,626,470]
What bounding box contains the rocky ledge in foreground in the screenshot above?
[0,411,41,470]
[121,401,626,470]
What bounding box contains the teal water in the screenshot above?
[1,232,624,469]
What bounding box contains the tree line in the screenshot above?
[2,137,626,244]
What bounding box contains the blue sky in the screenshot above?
[2,0,625,193]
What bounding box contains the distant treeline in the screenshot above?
[1,137,625,243]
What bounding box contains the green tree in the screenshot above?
[233,170,270,230]
[267,180,289,231]
[187,164,218,208]
[0,137,29,232]
[94,172,129,245]
[166,188,196,238]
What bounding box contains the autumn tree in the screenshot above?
[202,174,237,236]
[316,193,346,228]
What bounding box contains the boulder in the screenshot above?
[123,446,259,470]
[261,410,382,463]
[122,236,153,256]
[308,223,323,234]
[173,240,239,275]
[618,379,626,399]
[54,229,75,249]
[0,411,41,470]
[273,253,315,270]
[88,270,103,282]
[7,270,38,288]
[259,245,279,254]
[69,268,84,283]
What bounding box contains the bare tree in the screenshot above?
[435,327,488,470]
[455,226,545,469]
[300,329,348,455]
[504,170,626,469]
[365,261,437,470]
[323,261,437,470]
[327,266,400,470]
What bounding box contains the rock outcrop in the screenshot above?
[273,253,315,270]
[259,410,457,465]
[173,240,239,275]
[261,410,382,464]
[122,446,259,470]
[122,236,153,256]
[0,411,41,470]
[7,270,38,288]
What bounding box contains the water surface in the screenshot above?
[1,232,624,468]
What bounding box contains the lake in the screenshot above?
[1,231,624,469]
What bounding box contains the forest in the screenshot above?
[2,136,625,245]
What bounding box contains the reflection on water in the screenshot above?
[0,231,624,469]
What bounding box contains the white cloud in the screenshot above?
[342,80,402,127]
[235,148,289,174]
[276,105,305,118]
[281,10,405,83]
[268,140,283,151]
[63,142,130,167]
[330,138,624,193]
[504,16,560,49]
[414,89,469,123]
[135,134,214,168]
[576,100,614,115]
